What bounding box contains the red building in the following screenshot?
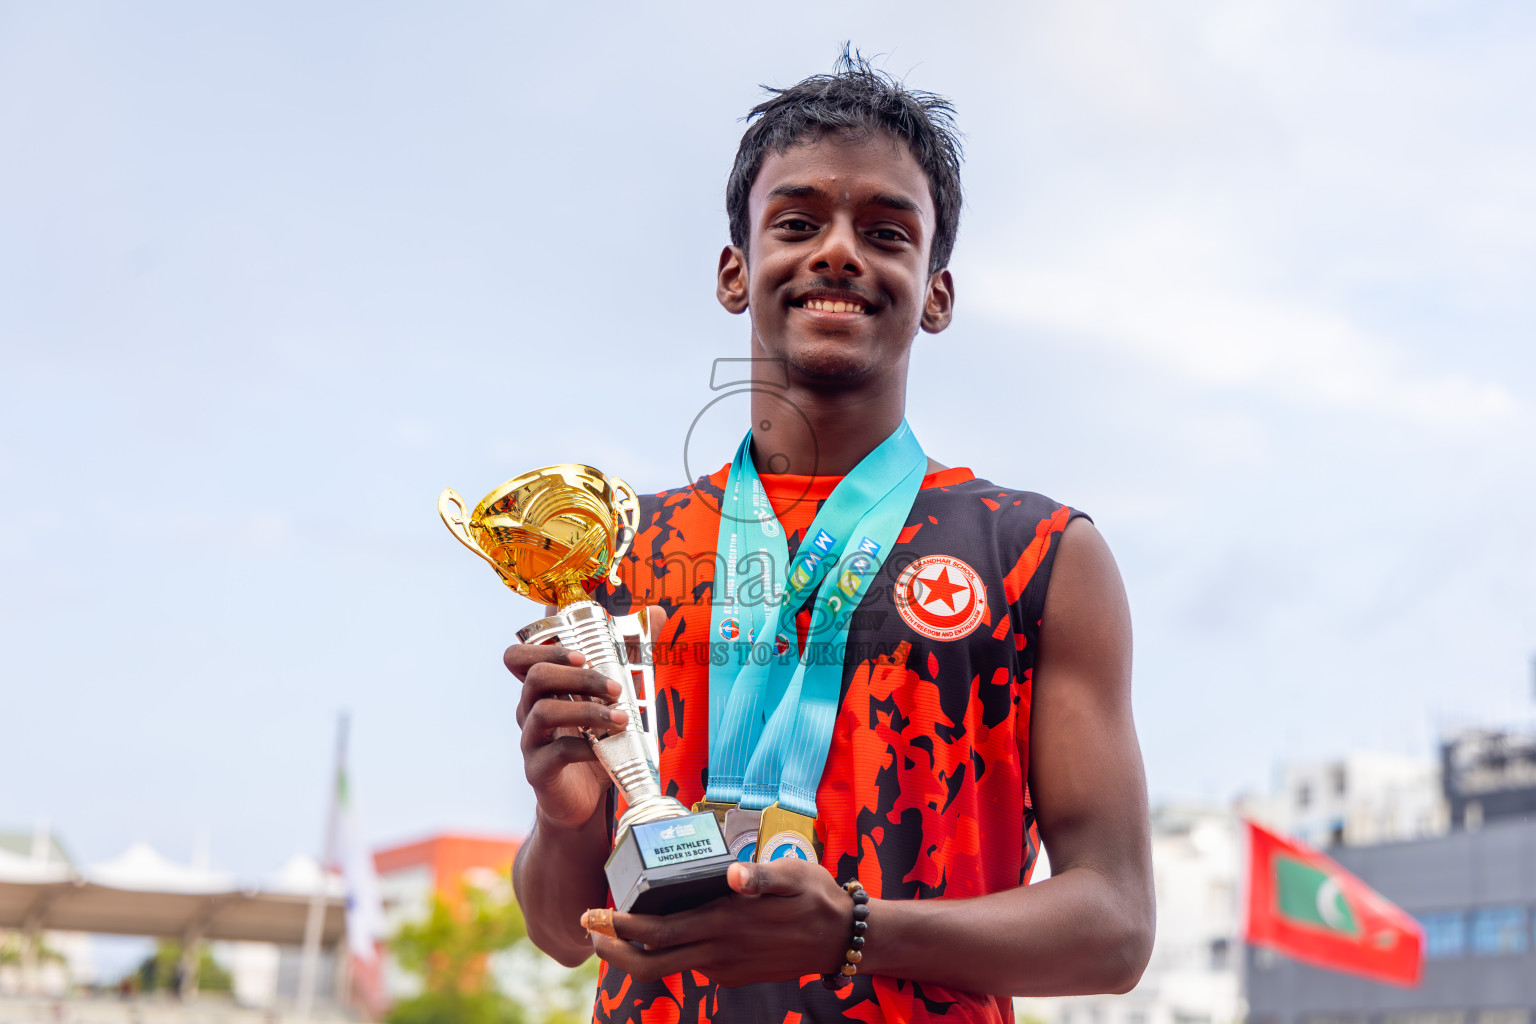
[372,832,523,1001]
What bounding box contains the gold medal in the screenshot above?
[692,800,735,830]
[754,802,821,863]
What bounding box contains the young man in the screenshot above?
[506,53,1154,1024]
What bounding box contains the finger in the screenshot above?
[642,605,671,678]
[504,642,580,681]
[590,933,715,984]
[604,901,728,951]
[728,859,814,897]
[580,908,616,938]
[521,660,619,702]
[622,605,671,669]
[521,698,628,747]
[516,661,622,726]
[644,605,670,644]
[525,738,599,785]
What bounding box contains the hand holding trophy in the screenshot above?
[439,466,734,914]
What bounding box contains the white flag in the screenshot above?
[333,764,386,962]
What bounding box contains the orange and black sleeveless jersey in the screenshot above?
[592,465,1087,1024]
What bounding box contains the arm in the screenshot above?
[512,797,610,967]
[591,518,1154,994]
[862,517,1154,993]
[505,644,625,967]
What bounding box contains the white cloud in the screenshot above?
[968,211,1518,429]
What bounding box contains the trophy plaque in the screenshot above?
[440,465,734,915]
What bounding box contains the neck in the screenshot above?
[746,360,908,479]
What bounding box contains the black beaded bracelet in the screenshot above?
[821,880,869,990]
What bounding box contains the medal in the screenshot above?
[723,807,762,862]
[755,802,821,863]
[692,800,735,831]
[703,423,926,849]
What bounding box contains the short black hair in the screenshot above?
[726,47,964,275]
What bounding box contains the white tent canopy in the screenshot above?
[0,843,344,946]
[0,847,72,885]
[85,842,236,894]
[264,854,345,899]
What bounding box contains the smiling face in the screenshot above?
[717,131,954,389]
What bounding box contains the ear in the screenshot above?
[717,245,750,314]
[920,268,954,334]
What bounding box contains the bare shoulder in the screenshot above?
[1039,518,1132,671]
[1030,517,1147,882]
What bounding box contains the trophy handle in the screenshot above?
[612,608,661,773]
[609,476,641,585]
[438,489,513,581]
[536,602,683,835]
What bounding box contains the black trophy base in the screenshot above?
[606,810,736,915]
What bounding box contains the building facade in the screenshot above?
[1240,753,1447,851]
[1441,728,1536,831]
[373,832,522,1002]
[1015,804,1245,1024]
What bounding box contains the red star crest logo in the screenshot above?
[894,554,988,641]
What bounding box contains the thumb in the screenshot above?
[621,605,670,667]
[642,604,670,644]
[728,859,807,897]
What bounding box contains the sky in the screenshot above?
[2,1,1533,882]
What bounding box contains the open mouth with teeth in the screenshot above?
[791,297,872,314]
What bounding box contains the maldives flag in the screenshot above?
[1244,820,1423,987]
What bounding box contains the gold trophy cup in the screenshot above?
[439,466,734,913]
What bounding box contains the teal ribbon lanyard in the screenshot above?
[706,422,925,816]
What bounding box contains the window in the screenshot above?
[1465,800,1484,829]
[1416,912,1466,959]
[1475,1010,1530,1024]
[1470,907,1528,955]
[1296,782,1312,809]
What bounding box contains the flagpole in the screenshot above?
[1236,817,1251,1024]
[296,713,347,1024]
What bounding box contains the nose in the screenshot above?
[810,216,863,277]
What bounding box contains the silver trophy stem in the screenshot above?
[519,602,687,840]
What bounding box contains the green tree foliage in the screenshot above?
[387,988,522,1024]
[533,954,600,1024]
[392,882,528,995]
[0,935,66,966]
[388,882,527,1024]
[387,880,598,1024]
[133,939,233,993]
